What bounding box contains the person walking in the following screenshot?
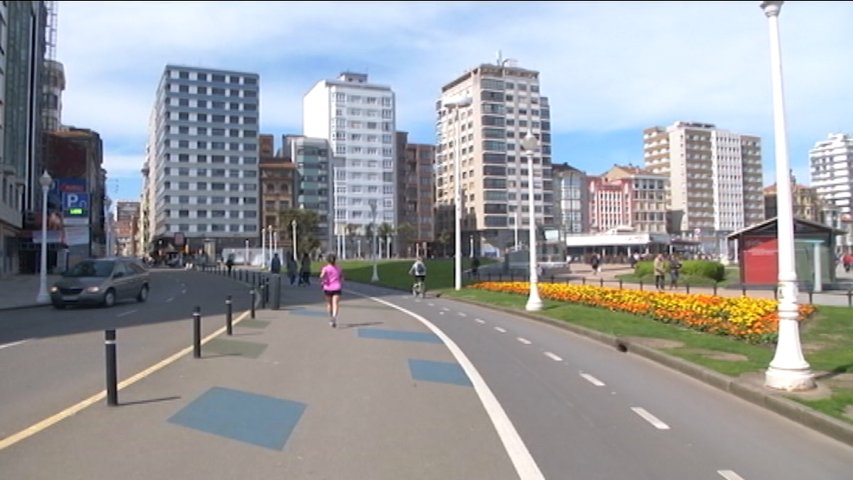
[270,252,282,274]
[286,253,298,285]
[299,253,312,286]
[669,254,682,289]
[653,253,667,291]
[590,253,601,275]
[319,253,343,328]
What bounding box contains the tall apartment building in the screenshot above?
[396,131,436,257]
[115,201,140,256]
[284,135,335,254]
[588,165,668,234]
[552,163,588,236]
[809,133,853,249]
[144,65,260,257]
[303,72,397,249]
[643,121,764,242]
[436,59,553,251]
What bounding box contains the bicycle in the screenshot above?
[412,278,426,298]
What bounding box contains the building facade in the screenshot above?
[552,163,588,236]
[436,58,553,252]
[303,72,397,247]
[588,165,668,234]
[258,134,296,239]
[396,131,436,257]
[285,135,335,254]
[643,121,764,254]
[809,133,853,250]
[114,200,140,257]
[145,65,261,259]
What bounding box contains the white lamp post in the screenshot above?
[268,225,273,263]
[272,229,278,258]
[291,219,297,261]
[261,224,266,269]
[443,95,472,291]
[244,239,249,266]
[521,131,543,311]
[760,0,815,391]
[370,200,379,282]
[36,170,52,304]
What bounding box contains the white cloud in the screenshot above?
[56,0,853,197]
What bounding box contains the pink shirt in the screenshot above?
[320,264,343,291]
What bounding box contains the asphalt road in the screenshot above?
[0,270,254,439]
[347,282,853,480]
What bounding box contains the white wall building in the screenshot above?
[145,65,261,255]
[303,72,397,239]
[809,133,853,249]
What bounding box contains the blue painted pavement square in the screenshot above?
[168,386,306,450]
[357,328,442,344]
[409,359,472,387]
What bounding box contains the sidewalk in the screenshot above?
[0,276,518,479]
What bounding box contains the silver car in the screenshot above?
[50,257,150,309]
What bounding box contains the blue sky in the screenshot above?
[55,1,852,205]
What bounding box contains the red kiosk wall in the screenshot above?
[743,236,778,284]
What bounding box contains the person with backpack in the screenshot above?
[409,257,427,297]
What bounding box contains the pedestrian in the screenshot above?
[319,253,343,328]
[669,254,681,289]
[270,252,282,274]
[653,253,667,291]
[590,253,601,275]
[225,254,234,275]
[299,253,312,286]
[286,253,298,285]
[471,256,480,277]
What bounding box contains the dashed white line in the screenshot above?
[0,340,29,350]
[516,337,532,345]
[494,326,507,333]
[166,297,175,303]
[116,309,137,318]
[580,373,605,387]
[439,311,445,315]
[475,318,485,324]
[717,470,746,480]
[442,307,451,312]
[631,407,670,430]
[427,303,435,307]
[458,312,467,317]
[544,352,563,362]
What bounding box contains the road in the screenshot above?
[1,270,852,479]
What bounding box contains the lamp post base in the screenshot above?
[36,291,50,304]
[765,366,816,392]
[371,264,379,282]
[525,287,543,312]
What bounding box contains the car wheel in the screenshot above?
[103,289,116,307]
[137,284,149,302]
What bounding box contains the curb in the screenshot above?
[449,296,853,448]
[0,303,51,312]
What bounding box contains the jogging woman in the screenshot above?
[319,253,343,328]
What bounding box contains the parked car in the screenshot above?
[50,257,150,309]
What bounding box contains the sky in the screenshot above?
[55,1,853,205]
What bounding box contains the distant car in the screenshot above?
[50,257,150,309]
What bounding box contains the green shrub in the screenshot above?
[633,259,725,282]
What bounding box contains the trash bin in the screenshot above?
[270,274,282,310]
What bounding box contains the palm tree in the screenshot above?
[378,222,394,258]
[396,222,415,257]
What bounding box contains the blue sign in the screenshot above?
[63,192,89,217]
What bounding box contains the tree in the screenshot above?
[277,209,321,258]
[396,222,415,257]
[437,229,451,257]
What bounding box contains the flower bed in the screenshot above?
[470,282,817,344]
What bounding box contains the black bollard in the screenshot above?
[599,278,604,288]
[226,295,233,336]
[808,289,814,305]
[582,277,586,286]
[105,329,118,406]
[250,288,256,319]
[619,279,623,290]
[261,283,267,309]
[848,288,852,308]
[193,306,201,359]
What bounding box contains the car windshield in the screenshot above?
[65,260,115,278]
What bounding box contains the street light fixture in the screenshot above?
[291,219,298,261]
[370,200,379,282]
[36,170,52,304]
[760,0,815,391]
[521,131,543,312]
[443,95,472,291]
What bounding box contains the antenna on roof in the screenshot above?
[496,50,503,66]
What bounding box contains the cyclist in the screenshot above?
[409,256,427,297]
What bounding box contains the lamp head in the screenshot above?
[39,170,52,188]
[521,131,539,152]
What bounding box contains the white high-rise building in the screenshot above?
[809,133,853,248]
[643,121,764,238]
[144,65,260,256]
[303,72,397,239]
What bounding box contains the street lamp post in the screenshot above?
[268,226,273,263]
[370,200,379,282]
[521,132,543,311]
[760,0,815,391]
[443,95,472,291]
[244,239,249,266]
[291,219,298,261]
[36,171,52,304]
[261,224,266,269]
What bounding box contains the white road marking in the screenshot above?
[0,339,29,351]
[439,311,445,315]
[181,289,187,294]
[544,352,563,362]
[631,407,670,430]
[116,309,137,318]
[494,326,507,333]
[475,318,485,324]
[580,373,605,387]
[166,297,175,303]
[351,292,546,480]
[442,307,451,312]
[517,337,532,345]
[717,470,746,480]
[458,312,467,317]
[427,302,435,307]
